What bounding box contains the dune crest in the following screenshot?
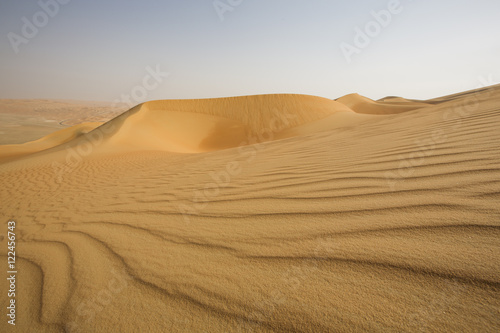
[0,122,102,162]
[3,92,438,159]
[50,94,356,155]
[336,93,430,114]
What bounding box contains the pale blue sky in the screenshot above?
[0,0,499,101]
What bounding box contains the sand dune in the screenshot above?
[0,122,102,162]
[1,87,499,332]
[5,94,354,156]
[336,93,430,114]
[89,94,356,153]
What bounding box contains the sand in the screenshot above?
[0,99,127,145]
[0,87,499,332]
[0,123,103,162]
[336,93,431,114]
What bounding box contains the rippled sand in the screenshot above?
[1,87,499,332]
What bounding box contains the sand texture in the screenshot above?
[1,87,499,332]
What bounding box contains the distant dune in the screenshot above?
[75,94,356,154]
[336,93,430,114]
[0,94,355,157]
[0,86,499,332]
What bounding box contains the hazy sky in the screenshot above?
[1,0,499,102]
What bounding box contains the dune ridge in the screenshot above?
[336,93,430,114]
[0,92,441,159]
[94,94,356,153]
[0,122,102,162]
[2,94,356,156]
[1,86,499,332]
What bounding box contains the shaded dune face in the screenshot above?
[101,108,249,153]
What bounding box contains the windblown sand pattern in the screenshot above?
[1,87,499,332]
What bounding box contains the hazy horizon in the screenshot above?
[1,0,499,102]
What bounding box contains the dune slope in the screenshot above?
[1,88,499,332]
[337,93,430,114]
[83,94,355,154]
[1,94,355,159]
[0,122,102,162]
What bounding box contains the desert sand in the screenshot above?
[1,86,499,332]
[0,99,127,145]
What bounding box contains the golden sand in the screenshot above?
[1,87,499,332]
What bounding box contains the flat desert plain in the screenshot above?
[1,86,499,332]
[0,99,127,145]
